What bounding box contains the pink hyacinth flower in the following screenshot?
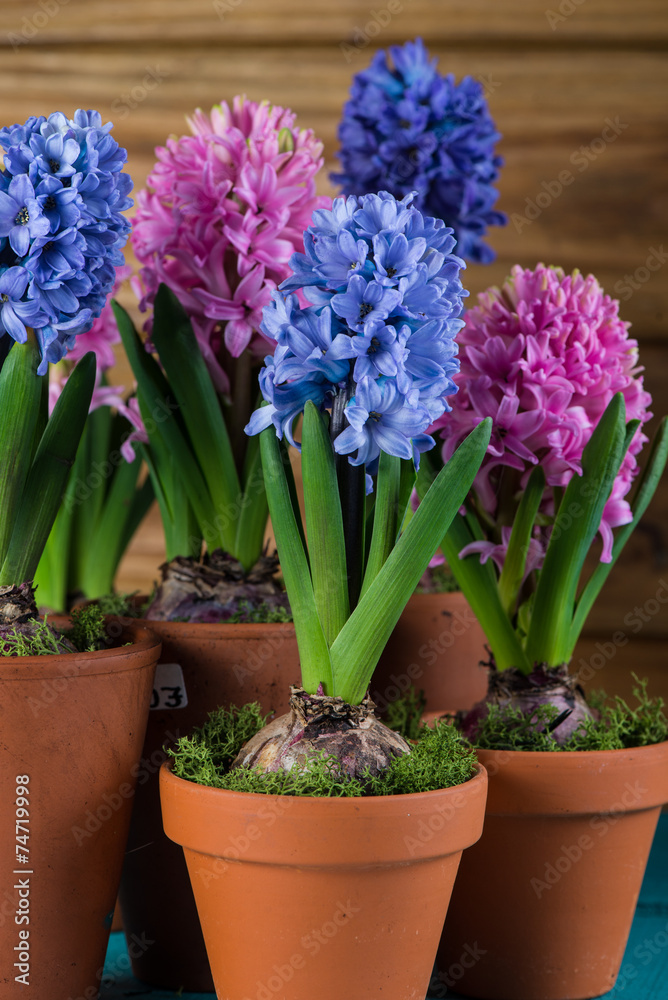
[433,264,652,564]
[459,526,545,581]
[131,96,329,393]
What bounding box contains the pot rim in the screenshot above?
[477,741,668,816]
[160,759,489,865]
[93,594,296,638]
[161,756,487,806]
[131,617,296,639]
[0,620,161,679]
[476,742,668,762]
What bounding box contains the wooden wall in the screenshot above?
[3,0,666,690]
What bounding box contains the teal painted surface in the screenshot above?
[102,816,668,999]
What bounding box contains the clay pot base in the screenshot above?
[438,743,668,1000]
[117,617,299,991]
[161,762,488,1000]
[0,623,159,1000]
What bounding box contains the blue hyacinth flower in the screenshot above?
[331,38,506,264]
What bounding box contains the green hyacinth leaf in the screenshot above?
[330,418,492,704]
[360,450,402,599]
[568,415,668,653]
[0,352,96,586]
[151,285,242,557]
[260,423,332,694]
[497,465,546,617]
[302,402,349,647]
[0,337,42,566]
[525,393,627,667]
[113,299,216,552]
[441,512,532,673]
[233,428,269,575]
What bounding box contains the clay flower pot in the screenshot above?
[437,742,668,1000]
[0,622,160,1000]
[373,591,489,715]
[160,760,488,1000]
[118,617,299,991]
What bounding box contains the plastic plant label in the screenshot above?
[150,663,188,710]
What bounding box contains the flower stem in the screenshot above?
[330,379,366,612]
[228,348,255,473]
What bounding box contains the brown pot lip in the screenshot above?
[407,589,467,607]
[160,757,486,808]
[101,596,296,638]
[160,760,488,865]
[132,617,296,639]
[0,620,161,679]
[477,741,668,816]
[476,742,668,764]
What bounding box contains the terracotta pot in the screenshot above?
[372,591,489,715]
[117,618,299,991]
[160,760,488,1000]
[437,742,668,1000]
[0,622,159,1000]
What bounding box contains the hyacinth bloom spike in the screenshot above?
[241,189,498,705]
[0,109,137,608]
[0,109,132,374]
[333,37,506,263]
[246,190,466,470]
[420,262,666,680]
[433,264,652,563]
[132,96,327,392]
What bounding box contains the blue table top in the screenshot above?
[103,815,668,999]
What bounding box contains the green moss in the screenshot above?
[94,591,147,618]
[1,606,113,655]
[473,704,562,752]
[567,678,668,750]
[416,563,460,594]
[226,601,293,624]
[385,686,427,741]
[169,702,477,796]
[0,618,72,656]
[65,605,110,652]
[170,703,269,787]
[472,677,668,752]
[369,721,477,795]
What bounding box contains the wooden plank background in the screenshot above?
[2,0,665,683]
